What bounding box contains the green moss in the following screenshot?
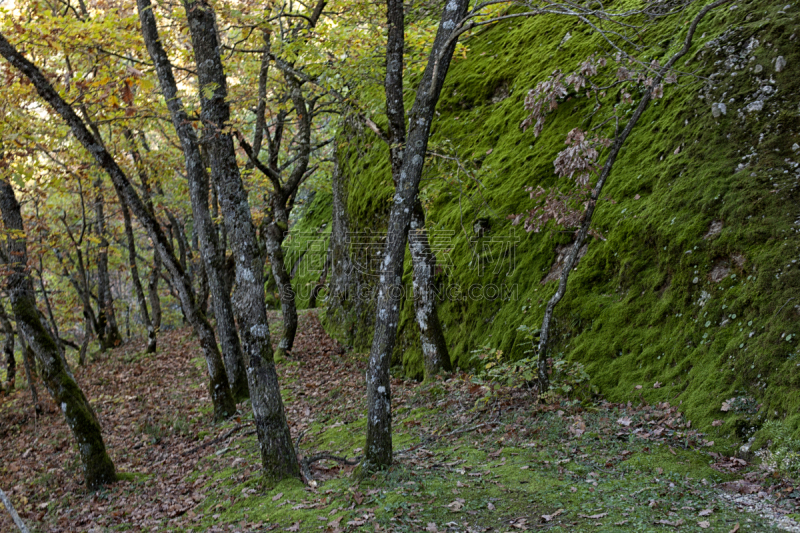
[299,0,800,442]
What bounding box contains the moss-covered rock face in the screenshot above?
[291,0,800,440]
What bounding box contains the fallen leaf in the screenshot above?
[425,523,439,533]
[719,480,759,494]
[272,492,283,502]
[721,401,730,412]
[699,509,713,516]
[655,519,684,526]
[617,417,632,427]
[653,381,662,389]
[698,520,710,529]
[447,499,465,511]
[729,524,740,533]
[712,420,723,426]
[286,522,301,532]
[579,512,608,519]
[542,509,563,522]
[488,502,495,511]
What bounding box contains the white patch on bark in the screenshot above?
[446,0,458,10]
[237,265,255,283]
[378,386,386,393]
[250,324,269,338]
[61,402,67,413]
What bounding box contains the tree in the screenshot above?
[383,0,452,380]
[510,0,732,391]
[136,0,249,399]
[0,29,238,421]
[364,0,470,470]
[0,303,15,391]
[0,177,116,489]
[180,0,300,479]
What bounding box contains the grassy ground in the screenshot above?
[1,310,797,532]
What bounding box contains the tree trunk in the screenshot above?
[136,1,249,399]
[18,334,39,412]
[364,0,468,470]
[148,250,162,338]
[183,0,299,479]
[534,0,725,392]
[93,178,122,350]
[308,252,329,309]
[324,142,359,335]
[383,0,450,381]
[265,210,297,357]
[409,200,451,379]
[0,179,116,489]
[120,195,156,353]
[0,30,237,421]
[0,305,15,389]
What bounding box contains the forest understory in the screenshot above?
[1,310,798,533]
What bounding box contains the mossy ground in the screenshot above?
[290,0,800,445]
[145,352,794,533]
[2,310,797,531]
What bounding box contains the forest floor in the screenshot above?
[1,310,799,532]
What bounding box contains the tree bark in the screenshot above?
[183,0,299,479]
[0,304,15,389]
[129,136,163,340]
[0,179,116,489]
[383,0,450,380]
[93,178,122,349]
[409,200,451,379]
[120,195,156,353]
[308,251,329,309]
[0,30,237,421]
[136,0,249,400]
[264,208,297,356]
[16,332,39,411]
[364,0,468,470]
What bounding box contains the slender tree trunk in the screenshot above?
[148,251,162,337]
[183,0,299,479]
[93,179,122,349]
[35,255,68,365]
[120,196,156,353]
[18,334,39,412]
[127,134,163,345]
[534,0,728,392]
[0,305,15,389]
[308,252,329,309]
[78,318,90,366]
[409,200,451,379]
[0,179,116,489]
[265,209,297,356]
[136,1,249,399]
[0,30,237,421]
[383,0,451,381]
[365,0,468,470]
[324,145,358,335]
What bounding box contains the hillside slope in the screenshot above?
[293,0,800,444]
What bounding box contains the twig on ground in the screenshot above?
[0,488,30,533]
[394,412,486,457]
[182,423,252,456]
